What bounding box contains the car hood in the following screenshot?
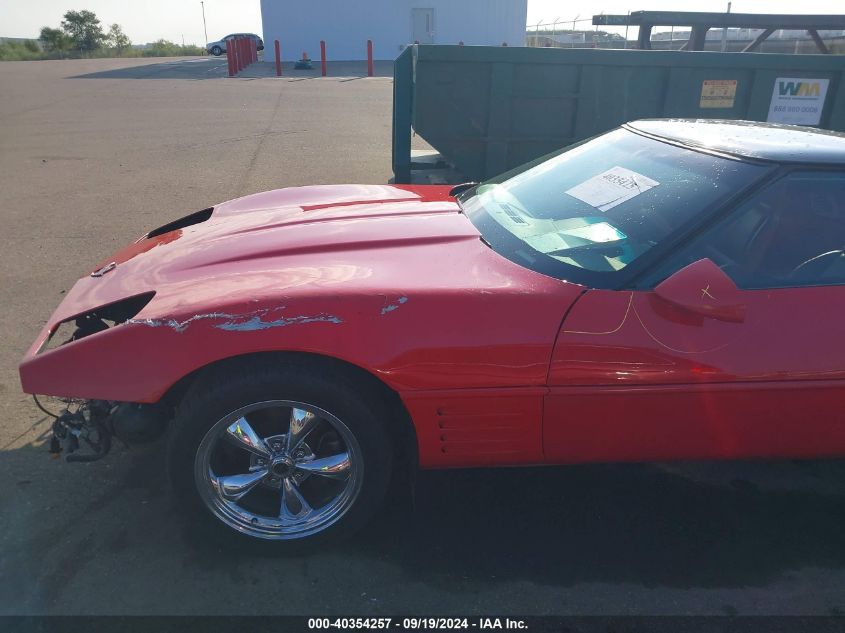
[41,184,478,324]
[22,183,584,401]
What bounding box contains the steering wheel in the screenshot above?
[789,249,845,280]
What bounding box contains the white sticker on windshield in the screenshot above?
[565,166,659,212]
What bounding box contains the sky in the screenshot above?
[0,0,842,45]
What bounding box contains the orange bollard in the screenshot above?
[367,39,373,77]
[275,40,282,76]
[320,40,327,77]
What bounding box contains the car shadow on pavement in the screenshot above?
[69,58,231,80]
[6,431,845,603]
[175,453,845,590]
[353,461,845,590]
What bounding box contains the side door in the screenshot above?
[411,8,435,44]
[545,169,845,463]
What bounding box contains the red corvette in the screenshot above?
[20,120,845,547]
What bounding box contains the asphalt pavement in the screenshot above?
[1,56,844,616]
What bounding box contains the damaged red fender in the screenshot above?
[20,184,584,468]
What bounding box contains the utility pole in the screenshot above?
[594,14,600,48]
[623,10,630,49]
[200,1,208,48]
[721,1,732,52]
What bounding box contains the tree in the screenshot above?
[61,9,105,53]
[106,23,131,54]
[39,26,71,56]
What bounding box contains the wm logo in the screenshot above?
[778,81,822,97]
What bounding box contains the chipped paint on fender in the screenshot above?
[129,313,240,334]
[381,296,408,316]
[216,313,342,331]
[130,308,342,334]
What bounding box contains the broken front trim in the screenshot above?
[42,292,156,353]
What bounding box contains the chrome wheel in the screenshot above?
[194,400,363,540]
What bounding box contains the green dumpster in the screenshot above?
[393,45,845,183]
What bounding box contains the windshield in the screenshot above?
[459,128,770,288]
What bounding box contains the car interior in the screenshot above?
[676,171,845,289]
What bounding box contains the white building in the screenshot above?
[260,0,528,61]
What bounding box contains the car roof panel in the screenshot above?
[626,119,845,165]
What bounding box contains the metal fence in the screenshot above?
[525,15,845,54]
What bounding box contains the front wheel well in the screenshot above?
[160,351,418,470]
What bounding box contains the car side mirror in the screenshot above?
[654,258,746,323]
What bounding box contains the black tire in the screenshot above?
[168,357,394,551]
[211,45,222,56]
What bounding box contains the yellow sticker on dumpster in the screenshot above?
[700,80,737,108]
